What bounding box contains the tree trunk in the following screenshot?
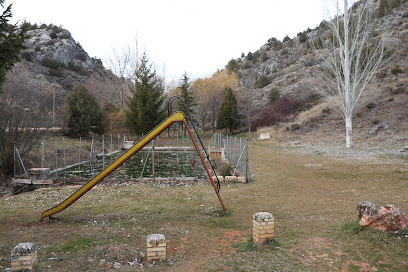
[346,114,353,148]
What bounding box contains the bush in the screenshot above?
[299,32,307,43]
[34,45,41,52]
[283,35,290,42]
[365,102,377,109]
[20,51,32,61]
[254,75,270,89]
[49,67,64,77]
[76,52,87,61]
[246,52,254,61]
[313,37,323,49]
[49,31,57,39]
[391,65,403,75]
[41,57,64,69]
[268,88,280,104]
[251,96,300,130]
[280,48,288,55]
[261,52,269,62]
[226,59,239,71]
[220,162,231,177]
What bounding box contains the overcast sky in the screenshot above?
[9,0,327,82]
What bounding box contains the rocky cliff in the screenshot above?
[20,24,112,93]
[227,0,408,138]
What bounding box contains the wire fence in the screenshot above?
[14,131,208,181]
[210,133,250,182]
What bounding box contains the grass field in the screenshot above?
[1,138,407,271]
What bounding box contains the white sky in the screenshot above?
[9,0,327,82]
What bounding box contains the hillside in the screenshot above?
[19,23,115,93]
[228,0,408,144]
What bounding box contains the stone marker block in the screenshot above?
[147,234,166,261]
[225,176,237,182]
[253,212,274,245]
[28,168,50,179]
[236,176,246,183]
[212,176,224,182]
[11,243,37,271]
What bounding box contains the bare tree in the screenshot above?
[312,0,389,148]
[0,63,59,176]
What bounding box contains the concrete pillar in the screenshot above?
[147,234,166,261]
[253,212,274,245]
[11,243,37,271]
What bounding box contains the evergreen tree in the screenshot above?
[66,83,106,137]
[178,72,195,117]
[0,1,29,92]
[216,88,241,134]
[126,53,165,135]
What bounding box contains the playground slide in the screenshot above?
[40,112,185,222]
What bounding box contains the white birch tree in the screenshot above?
[313,0,389,148]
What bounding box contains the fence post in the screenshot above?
[78,137,81,163]
[13,143,16,178]
[63,137,66,168]
[117,133,120,151]
[41,139,45,168]
[246,139,249,183]
[102,135,105,169]
[152,140,155,179]
[55,141,58,178]
[110,134,113,153]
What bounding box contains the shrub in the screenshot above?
[41,57,64,69]
[49,67,64,77]
[321,107,331,115]
[391,65,403,75]
[246,52,254,61]
[268,88,280,104]
[39,23,47,29]
[283,35,290,42]
[220,162,231,177]
[299,32,307,43]
[226,59,239,71]
[20,51,32,61]
[365,102,377,109]
[313,37,323,49]
[60,33,69,39]
[49,31,57,39]
[34,45,41,52]
[261,52,269,62]
[241,52,245,58]
[290,124,301,131]
[251,96,300,130]
[254,75,270,89]
[280,48,288,55]
[47,40,54,46]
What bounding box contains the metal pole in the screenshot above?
[41,139,45,168]
[226,135,228,161]
[234,136,237,167]
[102,135,105,169]
[110,134,113,153]
[55,141,58,178]
[13,143,16,178]
[78,137,81,163]
[118,133,120,150]
[152,140,155,179]
[239,138,242,171]
[246,139,249,183]
[63,137,66,168]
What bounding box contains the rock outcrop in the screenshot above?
[357,201,408,232]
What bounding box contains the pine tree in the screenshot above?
[0,1,29,92]
[126,53,165,135]
[178,72,195,117]
[66,83,106,137]
[216,88,241,134]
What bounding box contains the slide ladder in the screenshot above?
[40,112,226,222]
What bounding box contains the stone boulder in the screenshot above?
[357,201,408,232]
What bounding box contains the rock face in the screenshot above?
[21,25,111,92]
[357,201,408,232]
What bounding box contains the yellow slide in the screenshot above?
[40,112,185,222]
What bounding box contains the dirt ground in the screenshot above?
[0,137,407,271]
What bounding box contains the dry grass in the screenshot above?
[1,137,408,271]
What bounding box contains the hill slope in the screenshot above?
[228,0,408,143]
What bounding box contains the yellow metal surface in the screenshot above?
[40,112,185,221]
